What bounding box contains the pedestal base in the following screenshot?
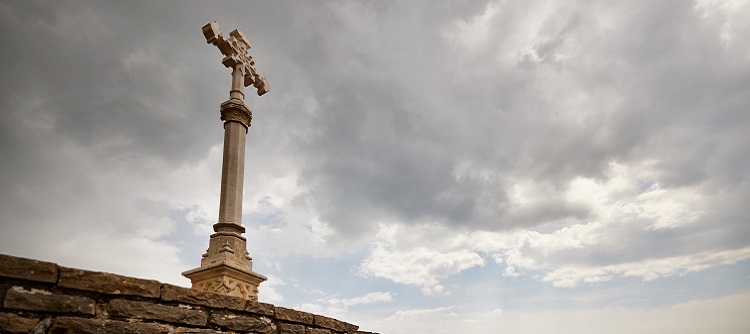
[183,223,267,301]
[182,261,266,301]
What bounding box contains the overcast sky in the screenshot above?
[1,1,749,333]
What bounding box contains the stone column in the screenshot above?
[183,22,270,301]
[182,99,266,301]
[218,103,248,228]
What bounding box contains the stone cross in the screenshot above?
[183,22,268,301]
[202,21,270,101]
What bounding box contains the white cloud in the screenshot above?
[695,0,750,51]
[358,224,485,294]
[333,291,394,306]
[258,274,286,304]
[355,160,745,290]
[566,161,707,230]
[294,291,394,319]
[442,2,499,51]
[385,307,457,321]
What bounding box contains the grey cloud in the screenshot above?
[1,0,747,266]
[270,0,750,247]
[283,2,608,234]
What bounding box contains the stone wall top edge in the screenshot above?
[57,265,162,298]
[0,253,59,283]
[0,253,361,333]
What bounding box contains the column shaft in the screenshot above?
[218,121,247,226]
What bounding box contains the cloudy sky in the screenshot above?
[1,0,749,333]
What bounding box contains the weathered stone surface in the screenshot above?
[277,322,305,334]
[49,316,172,334]
[174,328,227,334]
[0,254,368,334]
[275,306,313,325]
[308,328,333,334]
[3,286,94,315]
[0,253,58,283]
[106,299,207,326]
[314,314,359,333]
[58,266,160,298]
[184,265,265,302]
[245,301,275,316]
[209,312,275,333]
[0,311,39,333]
[161,284,245,311]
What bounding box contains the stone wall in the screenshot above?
[0,254,373,334]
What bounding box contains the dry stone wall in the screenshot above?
[0,254,374,334]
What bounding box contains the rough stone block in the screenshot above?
[174,328,227,334]
[0,254,58,283]
[308,328,333,334]
[245,300,275,316]
[161,284,245,311]
[0,312,40,333]
[58,266,161,298]
[107,299,207,326]
[49,316,172,334]
[275,306,313,325]
[314,315,359,333]
[3,286,94,315]
[277,322,306,334]
[209,312,275,333]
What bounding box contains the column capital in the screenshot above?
[220,99,252,129]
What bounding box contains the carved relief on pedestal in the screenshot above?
[219,241,235,254]
[193,276,258,302]
[200,231,254,270]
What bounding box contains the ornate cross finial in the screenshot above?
[202,21,269,101]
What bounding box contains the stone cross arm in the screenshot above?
[202,21,269,98]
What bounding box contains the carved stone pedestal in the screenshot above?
[182,223,266,301]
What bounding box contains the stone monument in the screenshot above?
[182,21,270,301]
